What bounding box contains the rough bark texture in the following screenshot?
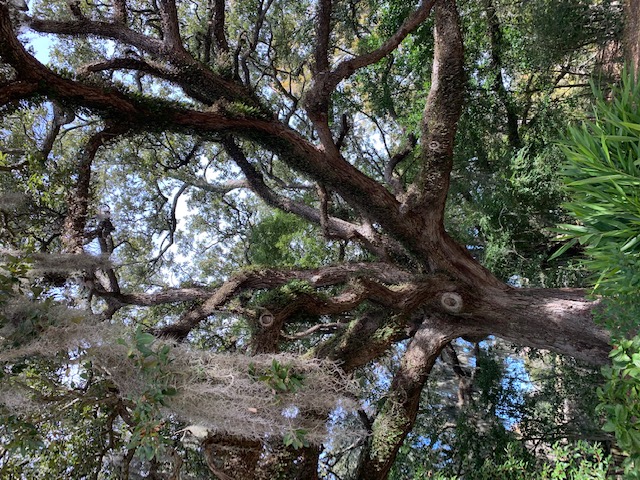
[625,0,640,76]
[357,317,462,480]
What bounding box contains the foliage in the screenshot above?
[248,211,335,268]
[249,358,305,395]
[558,70,640,478]
[283,428,310,450]
[428,441,610,480]
[389,341,605,480]
[555,71,640,304]
[118,327,177,461]
[598,337,640,477]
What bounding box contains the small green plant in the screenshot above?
[226,101,262,118]
[117,328,177,461]
[248,358,305,394]
[598,337,640,478]
[283,428,309,450]
[557,70,640,479]
[552,70,640,308]
[248,359,308,449]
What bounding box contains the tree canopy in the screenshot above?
[0,0,636,478]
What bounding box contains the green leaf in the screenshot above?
[136,332,156,346]
[549,238,578,260]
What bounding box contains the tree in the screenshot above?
[0,0,626,478]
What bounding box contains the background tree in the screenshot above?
[0,0,630,478]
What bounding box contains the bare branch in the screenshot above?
[0,80,40,107]
[112,0,127,23]
[0,159,28,172]
[335,113,349,150]
[157,0,185,53]
[80,57,168,76]
[316,182,333,239]
[384,133,416,196]
[403,0,465,217]
[483,0,521,149]
[441,342,474,407]
[153,183,189,263]
[314,0,332,75]
[40,103,75,161]
[281,322,347,340]
[27,17,166,56]
[221,137,385,251]
[67,0,84,19]
[305,0,436,119]
[152,262,413,339]
[179,176,249,194]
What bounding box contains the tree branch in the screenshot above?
[39,103,75,162]
[403,0,465,217]
[358,316,462,480]
[212,0,229,53]
[483,0,521,149]
[384,133,416,196]
[158,0,185,53]
[221,137,393,257]
[314,0,332,75]
[62,123,127,254]
[281,322,347,340]
[80,57,169,76]
[305,0,436,119]
[178,176,249,195]
[153,262,413,339]
[112,0,127,24]
[26,16,253,104]
[152,182,189,263]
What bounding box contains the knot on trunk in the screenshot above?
[259,310,274,327]
[440,292,463,313]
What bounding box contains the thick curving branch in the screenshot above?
[403,0,465,218]
[27,17,167,56]
[357,316,462,480]
[26,15,254,104]
[62,123,128,254]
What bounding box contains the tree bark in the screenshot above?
[357,317,462,480]
[624,0,640,77]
